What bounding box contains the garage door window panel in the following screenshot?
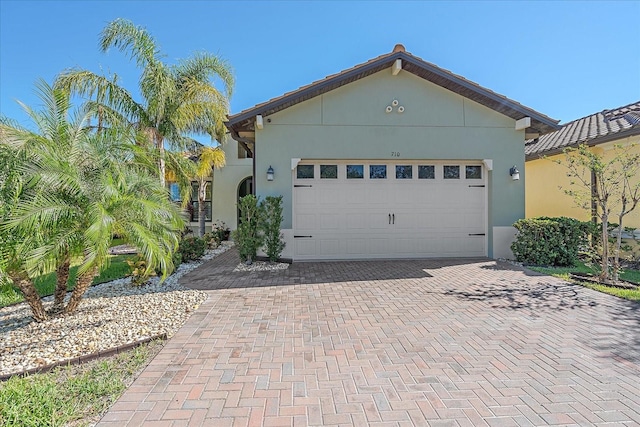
[297,165,314,179]
[396,165,413,179]
[465,166,482,179]
[370,165,387,179]
[418,165,435,179]
[444,165,460,179]
[347,165,364,179]
[320,165,338,179]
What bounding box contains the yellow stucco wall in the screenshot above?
[526,136,640,229]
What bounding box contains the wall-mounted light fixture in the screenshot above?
[267,165,274,181]
[509,166,520,181]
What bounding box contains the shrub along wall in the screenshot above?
[511,217,592,266]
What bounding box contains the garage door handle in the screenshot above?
[294,185,313,188]
[294,235,313,238]
[392,213,395,224]
[389,213,391,224]
[468,233,486,236]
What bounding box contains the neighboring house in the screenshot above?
[224,44,559,261]
[525,101,640,230]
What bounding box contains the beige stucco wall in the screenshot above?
[211,138,252,231]
[254,69,528,258]
[526,135,640,229]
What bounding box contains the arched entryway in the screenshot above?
[237,176,253,226]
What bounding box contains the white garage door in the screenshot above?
[293,161,486,260]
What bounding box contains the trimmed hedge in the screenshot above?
[260,196,286,262]
[511,217,591,266]
[232,195,263,264]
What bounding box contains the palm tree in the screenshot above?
[55,18,234,190]
[193,146,226,237]
[0,81,184,321]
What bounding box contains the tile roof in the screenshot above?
[525,100,640,160]
[226,45,559,139]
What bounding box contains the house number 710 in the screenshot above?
[391,152,400,157]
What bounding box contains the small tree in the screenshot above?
[193,146,226,237]
[557,143,640,282]
[260,196,286,262]
[233,195,263,264]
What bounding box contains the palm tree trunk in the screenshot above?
[51,258,71,314]
[9,272,48,322]
[64,266,98,314]
[198,180,207,237]
[157,134,166,189]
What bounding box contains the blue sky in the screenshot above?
[1,0,639,135]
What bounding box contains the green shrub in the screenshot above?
[260,196,286,262]
[202,232,219,249]
[212,221,230,242]
[178,236,206,262]
[232,195,263,264]
[202,221,231,249]
[126,257,155,285]
[511,217,591,266]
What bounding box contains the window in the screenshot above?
[320,165,338,179]
[443,165,460,179]
[191,201,212,222]
[465,166,482,179]
[297,165,314,179]
[346,165,364,179]
[396,165,412,179]
[370,165,387,179]
[168,182,181,201]
[190,182,212,222]
[418,165,435,179]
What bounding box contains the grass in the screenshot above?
[0,340,163,427]
[529,261,640,301]
[0,254,136,308]
[110,237,126,247]
[579,282,640,301]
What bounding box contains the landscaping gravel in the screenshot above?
[233,260,289,272]
[0,242,232,377]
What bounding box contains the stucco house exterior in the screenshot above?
[218,45,559,261]
[525,101,640,230]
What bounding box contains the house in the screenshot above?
[222,44,559,261]
[525,101,640,230]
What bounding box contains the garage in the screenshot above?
[293,160,486,260]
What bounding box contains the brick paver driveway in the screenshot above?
[99,249,640,426]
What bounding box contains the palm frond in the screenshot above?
[100,18,161,68]
[55,69,144,124]
[195,146,226,179]
[175,51,235,98]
